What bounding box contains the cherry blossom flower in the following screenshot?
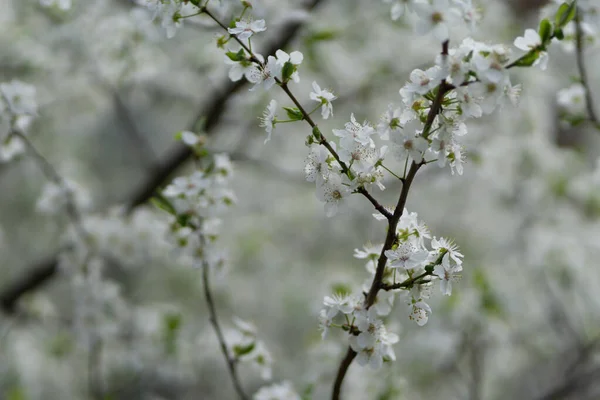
[385,241,429,270]
[310,81,337,119]
[227,19,266,40]
[514,29,548,70]
[259,99,278,143]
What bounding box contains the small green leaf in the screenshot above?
[162,312,183,356]
[233,341,256,357]
[225,49,246,62]
[283,107,304,121]
[151,195,177,216]
[538,19,553,44]
[555,1,577,29]
[281,62,295,83]
[511,51,540,68]
[306,30,337,43]
[554,27,565,40]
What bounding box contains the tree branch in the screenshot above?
[202,254,249,400]
[331,41,452,400]
[0,0,325,315]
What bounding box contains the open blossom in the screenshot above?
[305,143,334,184]
[377,104,403,140]
[316,172,351,217]
[514,29,548,70]
[247,56,281,91]
[349,320,399,369]
[385,241,429,270]
[413,0,460,42]
[390,119,428,163]
[433,253,462,295]
[259,99,278,144]
[471,42,510,83]
[333,114,376,150]
[436,46,471,86]
[323,293,354,319]
[310,81,336,119]
[400,67,443,103]
[227,19,266,40]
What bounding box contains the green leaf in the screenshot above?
[554,27,565,40]
[511,51,540,68]
[555,1,577,29]
[283,107,304,121]
[151,195,177,216]
[164,312,182,332]
[306,30,337,43]
[6,387,27,400]
[281,61,295,83]
[162,312,183,356]
[312,126,322,139]
[538,19,553,44]
[233,341,256,357]
[225,49,246,62]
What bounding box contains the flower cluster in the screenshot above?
[383,0,481,41]
[226,317,274,381]
[141,0,199,38]
[319,210,463,368]
[0,80,38,162]
[136,0,582,391]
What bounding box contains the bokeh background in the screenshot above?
[1,0,600,399]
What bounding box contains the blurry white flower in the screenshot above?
[413,0,459,42]
[253,381,301,400]
[228,19,266,40]
[0,80,37,117]
[40,0,71,10]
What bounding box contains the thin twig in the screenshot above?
[200,5,390,222]
[202,254,249,400]
[12,131,90,243]
[574,7,600,130]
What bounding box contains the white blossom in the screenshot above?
[228,19,266,40]
[310,81,336,119]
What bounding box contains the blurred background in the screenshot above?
[1,0,600,399]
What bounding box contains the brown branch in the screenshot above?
[331,41,452,400]
[574,7,600,130]
[0,0,325,315]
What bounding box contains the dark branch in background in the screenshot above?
[0,0,324,315]
[331,40,451,400]
[574,7,600,130]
